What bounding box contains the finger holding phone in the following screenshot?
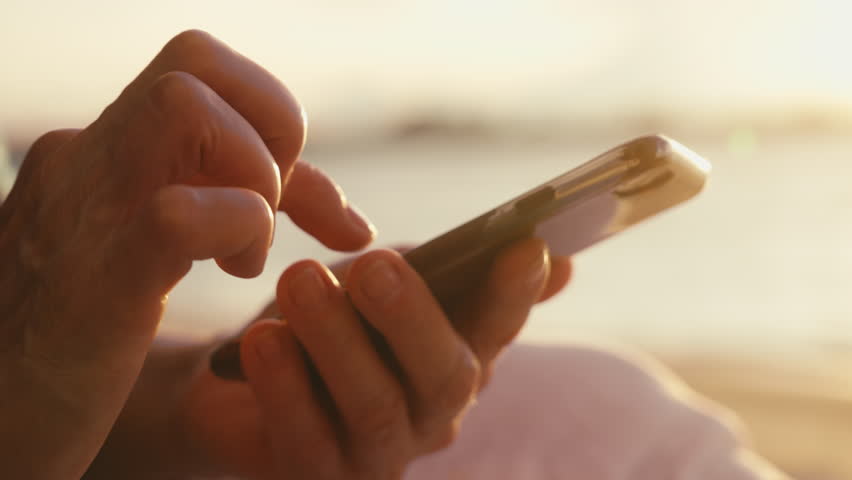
[89,129,703,479]
[0,30,574,479]
[148,238,566,480]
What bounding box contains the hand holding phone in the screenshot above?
[210,134,710,380]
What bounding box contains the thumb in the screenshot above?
[2,186,275,479]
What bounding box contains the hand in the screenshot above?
[0,30,372,479]
[168,240,571,479]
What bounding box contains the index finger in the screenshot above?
[107,30,306,174]
[100,30,376,251]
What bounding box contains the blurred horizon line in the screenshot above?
[3,103,851,157]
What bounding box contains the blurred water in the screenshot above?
[164,134,852,361]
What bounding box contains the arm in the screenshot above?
[0,30,370,479]
[83,243,573,479]
[82,340,209,479]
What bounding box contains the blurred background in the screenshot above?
[2,0,851,477]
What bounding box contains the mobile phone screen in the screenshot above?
[403,134,709,309]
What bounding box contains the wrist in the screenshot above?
[82,338,211,479]
[0,226,107,478]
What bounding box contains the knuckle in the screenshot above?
[24,129,77,163]
[415,348,480,438]
[234,188,273,226]
[245,188,273,217]
[145,71,217,176]
[350,250,404,306]
[148,185,199,246]
[349,387,407,444]
[163,29,219,64]
[147,71,203,114]
[494,320,525,348]
[437,349,481,412]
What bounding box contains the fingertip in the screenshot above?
[310,202,377,252]
[274,259,338,315]
[552,255,572,284]
[537,255,572,303]
[269,98,308,174]
[215,237,269,278]
[503,236,549,260]
[389,243,417,255]
[147,185,275,279]
[267,159,283,219]
[240,319,283,379]
[343,248,404,283]
[321,231,375,252]
[241,318,280,348]
[214,190,275,278]
[343,204,378,247]
[491,237,551,294]
[281,163,377,252]
[457,239,549,371]
[293,104,308,160]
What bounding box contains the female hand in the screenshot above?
[166,240,572,479]
[0,30,372,479]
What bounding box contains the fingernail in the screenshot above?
[288,266,329,311]
[525,248,549,288]
[346,204,377,237]
[361,258,402,304]
[255,328,282,366]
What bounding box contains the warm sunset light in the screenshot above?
[1,0,851,133]
[2,1,852,478]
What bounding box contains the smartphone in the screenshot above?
[210,134,710,380]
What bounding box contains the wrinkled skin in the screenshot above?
[0,31,571,480]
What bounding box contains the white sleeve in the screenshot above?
[406,343,789,480]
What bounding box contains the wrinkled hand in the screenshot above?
[0,30,373,479]
[173,241,571,480]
